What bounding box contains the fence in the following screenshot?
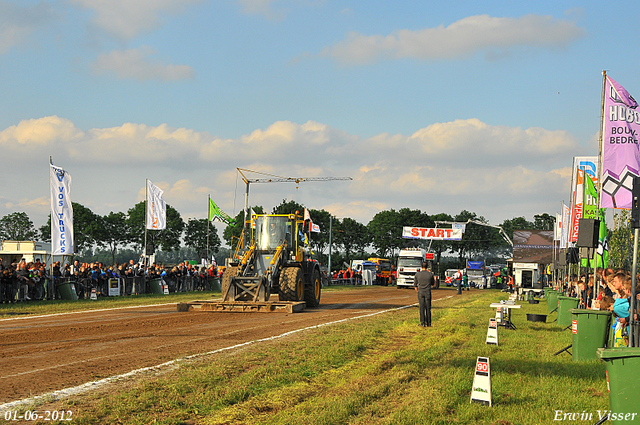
[0,274,220,303]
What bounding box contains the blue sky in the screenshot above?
[1,0,639,244]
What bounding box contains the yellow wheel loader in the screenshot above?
[221,214,322,308]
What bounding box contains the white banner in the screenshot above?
[311,222,320,233]
[561,202,570,248]
[146,180,166,230]
[50,164,74,255]
[554,213,562,241]
[402,226,463,240]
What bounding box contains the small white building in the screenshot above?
[0,240,63,266]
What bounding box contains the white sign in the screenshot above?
[402,226,463,240]
[108,278,120,296]
[453,223,466,233]
[50,164,74,255]
[486,319,498,345]
[513,262,537,269]
[470,356,492,406]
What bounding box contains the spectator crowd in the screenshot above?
[557,267,640,347]
[0,258,222,303]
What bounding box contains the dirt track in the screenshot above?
[0,287,457,404]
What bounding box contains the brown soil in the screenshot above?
[0,287,460,404]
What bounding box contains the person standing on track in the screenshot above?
[414,262,434,327]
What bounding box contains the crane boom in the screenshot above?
[236,168,352,248]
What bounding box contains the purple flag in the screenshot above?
[601,75,640,208]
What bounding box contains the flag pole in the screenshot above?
[144,179,148,267]
[207,195,210,265]
[597,70,607,208]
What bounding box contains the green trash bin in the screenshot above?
[557,295,579,327]
[570,309,611,361]
[597,347,640,424]
[149,278,166,295]
[57,282,78,301]
[546,289,559,314]
[208,277,220,292]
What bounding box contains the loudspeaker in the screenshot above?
[566,248,579,264]
[632,177,640,228]
[576,219,599,248]
[145,243,155,255]
[557,254,566,267]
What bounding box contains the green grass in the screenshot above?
[17,291,610,424]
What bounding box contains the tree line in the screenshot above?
[0,202,221,264]
[0,199,556,268]
[222,199,556,267]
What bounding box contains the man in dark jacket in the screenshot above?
[414,262,434,327]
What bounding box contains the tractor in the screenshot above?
[221,213,322,308]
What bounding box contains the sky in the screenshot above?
[1,0,639,246]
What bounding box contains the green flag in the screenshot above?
[596,208,609,268]
[583,172,598,220]
[208,198,235,225]
[581,208,608,268]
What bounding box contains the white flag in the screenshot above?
[304,208,311,221]
[146,180,166,230]
[311,222,321,233]
[50,164,74,255]
[554,213,562,241]
[561,203,570,248]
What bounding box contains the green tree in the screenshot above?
[533,213,555,230]
[126,201,185,253]
[367,209,401,258]
[271,199,305,215]
[0,212,36,240]
[335,217,368,263]
[500,216,533,240]
[222,206,264,248]
[96,212,129,265]
[609,210,631,270]
[38,203,102,253]
[308,208,332,260]
[184,218,222,258]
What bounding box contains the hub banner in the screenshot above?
[402,226,463,240]
[601,75,640,208]
[50,164,74,255]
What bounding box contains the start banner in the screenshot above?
[402,226,463,240]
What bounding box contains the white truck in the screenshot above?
[396,248,429,289]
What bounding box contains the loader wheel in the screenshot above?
[221,266,238,302]
[304,268,321,308]
[279,267,304,302]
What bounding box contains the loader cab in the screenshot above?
[255,215,293,250]
[253,214,305,257]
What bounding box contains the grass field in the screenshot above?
[12,289,611,424]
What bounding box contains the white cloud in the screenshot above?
[320,14,586,65]
[0,0,56,54]
[0,116,584,229]
[91,46,195,81]
[71,0,201,40]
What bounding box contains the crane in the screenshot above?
[236,168,352,247]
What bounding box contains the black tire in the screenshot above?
[304,268,321,308]
[279,267,304,301]
[221,266,238,301]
